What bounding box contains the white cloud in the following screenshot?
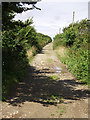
[14,1,88,38]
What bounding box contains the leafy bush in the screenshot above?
[53,19,89,84]
[53,33,65,49]
[2,2,52,99]
[64,27,76,46]
[36,33,52,51]
[2,19,52,99]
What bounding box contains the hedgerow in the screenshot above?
[36,33,52,50]
[2,19,52,99]
[53,19,89,84]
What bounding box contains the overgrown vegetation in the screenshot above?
[36,33,52,51]
[2,2,52,99]
[53,19,89,84]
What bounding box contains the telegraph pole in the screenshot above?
[59,28,61,34]
[72,11,75,28]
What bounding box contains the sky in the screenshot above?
[14,0,89,38]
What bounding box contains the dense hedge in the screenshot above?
[2,19,52,99]
[36,33,52,50]
[53,19,89,84]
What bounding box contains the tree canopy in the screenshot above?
[2,1,41,29]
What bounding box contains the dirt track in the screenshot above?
[1,43,89,118]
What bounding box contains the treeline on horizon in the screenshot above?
[2,2,52,99]
[53,19,89,85]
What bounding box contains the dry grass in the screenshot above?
[26,49,33,59]
[55,46,67,57]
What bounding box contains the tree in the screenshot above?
[2,0,41,30]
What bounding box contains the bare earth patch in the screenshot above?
[1,43,89,118]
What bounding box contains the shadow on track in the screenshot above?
[6,65,89,107]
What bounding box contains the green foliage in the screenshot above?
[2,1,48,100]
[44,95,63,104]
[2,1,41,30]
[36,33,52,51]
[53,19,89,84]
[64,27,76,46]
[2,18,52,99]
[49,75,60,80]
[53,33,66,49]
[2,17,52,100]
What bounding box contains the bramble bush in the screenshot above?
[53,19,89,84]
